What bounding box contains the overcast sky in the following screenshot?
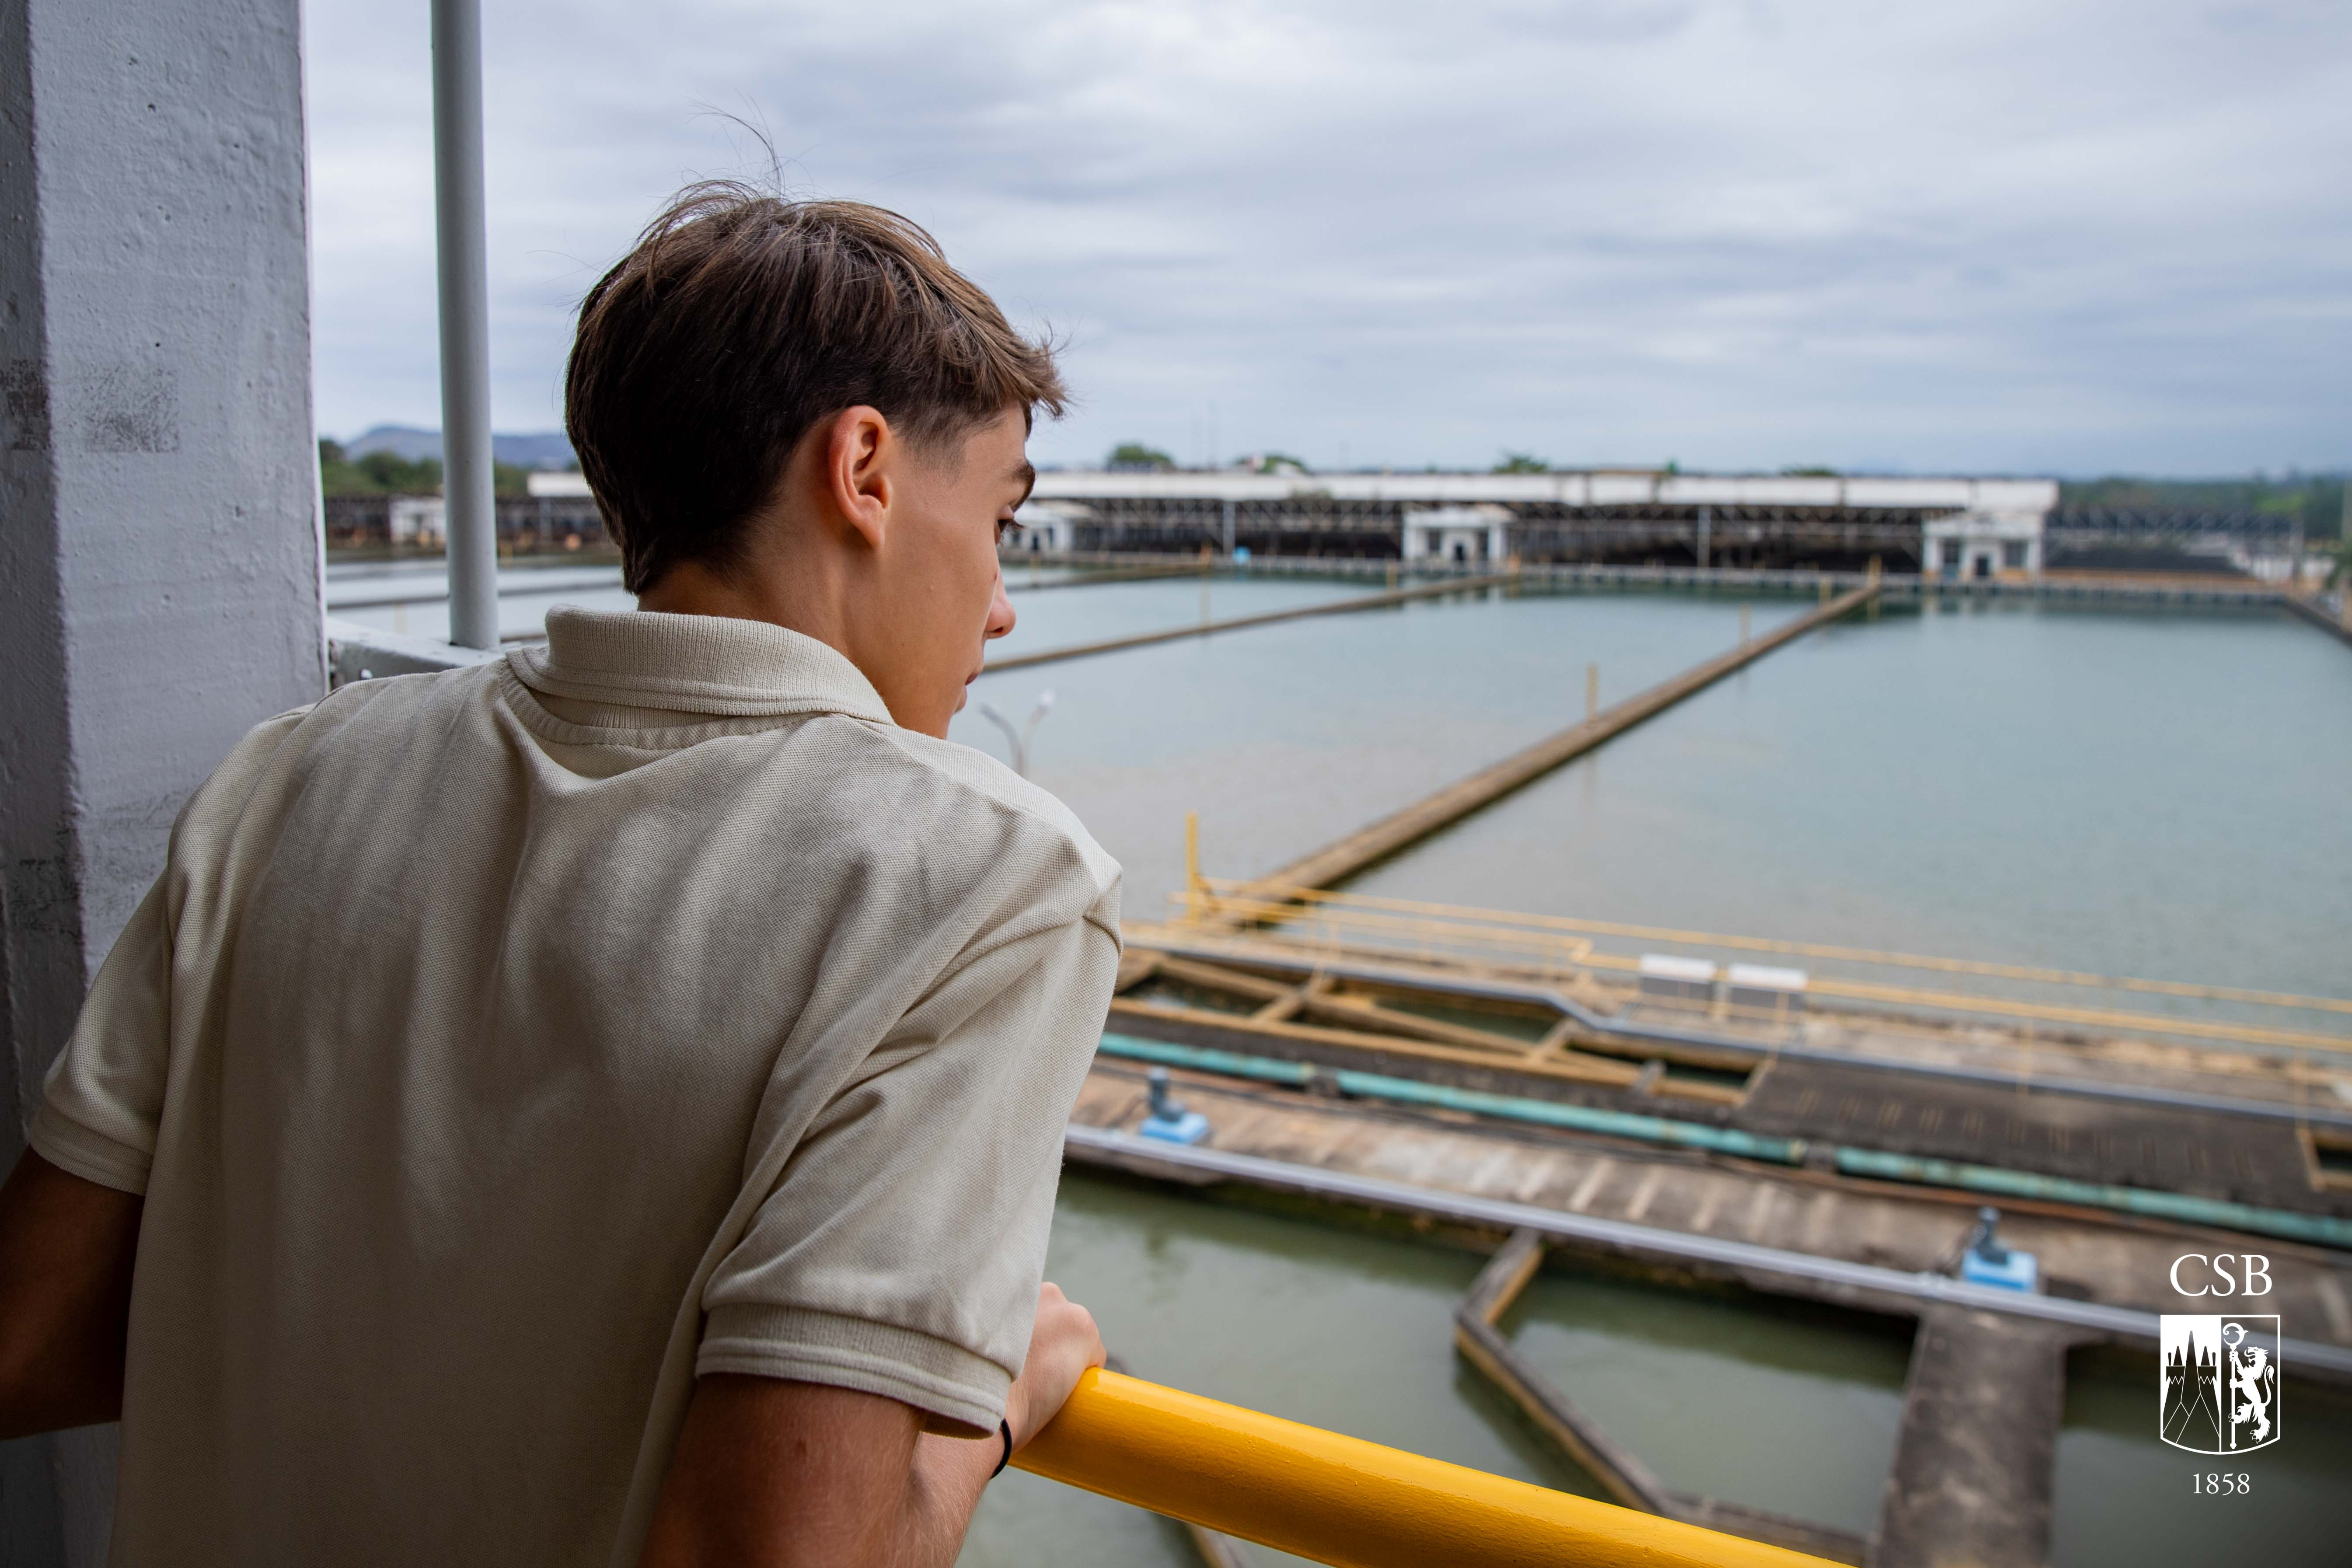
[303,0,2349,475]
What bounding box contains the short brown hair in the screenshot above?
[566,185,1067,593]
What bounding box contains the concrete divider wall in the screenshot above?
[0,1,321,1559]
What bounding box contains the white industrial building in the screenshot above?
[1008,469,2061,574]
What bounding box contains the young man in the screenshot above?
[0,187,1119,1565]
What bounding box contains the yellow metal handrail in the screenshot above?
[1015,1369,1836,1568]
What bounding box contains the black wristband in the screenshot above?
[990,1418,1013,1477]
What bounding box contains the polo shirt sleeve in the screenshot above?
[30,871,174,1195]
[29,704,313,1197]
[694,897,1119,1436]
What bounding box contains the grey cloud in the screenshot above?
[302,0,2350,474]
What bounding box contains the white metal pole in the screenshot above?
[432,0,498,648]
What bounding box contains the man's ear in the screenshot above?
[824,406,894,554]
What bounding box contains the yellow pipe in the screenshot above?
[1132,904,2352,1060]
[1185,810,1205,924]
[1555,949,2352,1053]
[1015,1369,1838,1568]
[1793,974,2349,1055]
[1187,879,2352,1019]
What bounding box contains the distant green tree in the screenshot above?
[318,437,374,496]
[318,444,440,496]
[317,439,533,498]
[1780,465,1838,478]
[1493,453,1549,473]
[357,450,442,491]
[1107,442,1176,471]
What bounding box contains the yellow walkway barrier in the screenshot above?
[1015,1369,1838,1568]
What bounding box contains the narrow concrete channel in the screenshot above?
[984,571,1515,671]
[1222,583,1882,910]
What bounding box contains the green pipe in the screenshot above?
[1834,1149,2352,1250]
[1096,1032,2352,1250]
[1326,1069,1809,1164]
[1099,1033,1316,1087]
[1096,1034,1805,1163]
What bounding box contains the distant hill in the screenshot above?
[346,425,576,470]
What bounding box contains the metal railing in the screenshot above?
[1153,877,2352,1060]
[1016,1368,1836,1568]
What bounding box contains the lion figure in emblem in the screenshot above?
[2229,1343,2272,1443]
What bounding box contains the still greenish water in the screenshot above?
[958,1176,1912,1566]
[953,584,1769,929]
[958,583,2350,1010]
[1348,595,2352,1008]
[961,1177,2352,1566]
[988,571,1374,654]
[2052,1349,2352,1567]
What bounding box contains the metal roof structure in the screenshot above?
[1022,469,2059,515]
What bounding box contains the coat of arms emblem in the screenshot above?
[2160,1314,2280,1453]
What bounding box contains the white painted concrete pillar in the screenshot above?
[0,2,321,1559]
[432,0,499,649]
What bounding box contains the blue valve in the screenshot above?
[1139,1066,1210,1145]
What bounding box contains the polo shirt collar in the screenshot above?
[507,607,896,723]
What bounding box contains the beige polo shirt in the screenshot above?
[32,607,1122,1567]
